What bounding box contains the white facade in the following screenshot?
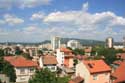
[15,67,36,82]
[51,36,61,50]
[39,56,57,72]
[67,40,80,49]
[114,45,124,49]
[106,37,113,48]
[56,49,65,67]
[76,62,90,83]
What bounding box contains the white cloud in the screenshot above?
[0,2,125,42]
[82,2,89,11]
[30,12,45,21]
[43,2,125,41]
[0,0,52,9]
[3,14,24,25]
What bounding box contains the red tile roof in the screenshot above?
[69,76,84,83]
[60,47,72,53]
[116,53,125,60]
[112,62,125,83]
[84,48,92,53]
[42,55,58,65]
[113,60,123,65]
[4,56,38,67]
[83,60,111,74]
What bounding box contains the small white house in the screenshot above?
[39,55,58,72]
[4,56,38,83]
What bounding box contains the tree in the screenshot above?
[73,48,84,55]
[29,68,70,83]
[0,57,16,82]
[0,49,5,57]
[22,53,32,60]
[29,68,57,83]
[38,50,43,55]
[15,46,23,55]
[93,46,118,64]
[0,79,2,83]
[73,59,78,66]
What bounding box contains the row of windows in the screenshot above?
[20,68,34,74]
[93,73,109,80]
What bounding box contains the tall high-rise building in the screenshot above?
[51,36,61,50]
[67,40,80,50]
[106,37,113,48]
[123,36,125,48]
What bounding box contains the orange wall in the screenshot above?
[89,72,110,83]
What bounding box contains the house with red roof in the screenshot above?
[75,60,111,83]
[4,56,38,83]
[69,76,84,83]
[116,53,125,61]
[56,47,74,68]
[111,62,125,83]
[84,47,92,56]
[39,55,58,72]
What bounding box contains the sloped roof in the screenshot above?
[69,76,84,83]
[60,47,72,53]
[42,55,58,65]
[112,62,125,83]
[83,60,111,74]
[116,53,125,60]
[4,56,38,67]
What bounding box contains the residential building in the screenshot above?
[4,56,38,83]
[84,47,92,56]
[116,53,125,61]
[67,40,80,50]
[69,76,84,83]
[111,62,125,83]
[76,60,111,83]
[106,37,114,48]
[0,74,9,83]
[51,36,61,50]
[39,55,58,72]
[56,47,74,68]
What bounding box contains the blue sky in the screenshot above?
[0,0,125,42]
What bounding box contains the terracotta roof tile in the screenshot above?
[42,55,58,65]
[69,76,84,83]
[4,56,38,67]
[83,60,111,74]
[84,48,92,53]
[112,62,125,83]
[116,53,125,60]
[60,47,72,53]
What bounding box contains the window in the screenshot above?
[30,68,34,73]
[93,74,98,80]
[51,66,55,70]
[20,69,25,74]
[105,73,109,79]
[20,77,25,80]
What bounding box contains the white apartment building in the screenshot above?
[51,36,61,50]
[4,56,37,83]
[106,37,113,48]
[67,40,80,49]
[39,55,58,72]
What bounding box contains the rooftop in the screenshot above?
[69,76,84,83]
[4,56,38,67]
[112,62,125,83]
[83,60,111,74]
[42,55,58,65]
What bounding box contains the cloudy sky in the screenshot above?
[0,0,125,42]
